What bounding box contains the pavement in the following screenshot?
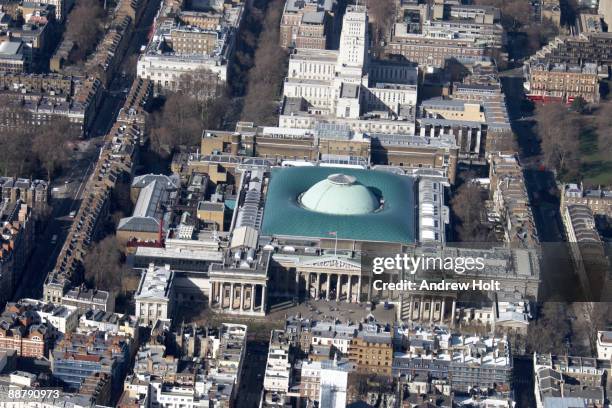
[267,298,397,326]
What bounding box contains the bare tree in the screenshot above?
[594,101,612,157]
[65,0,105,63]
[526,302,571,354]
[0,100,36,177]
[581,302,611,355]
[150,72,230,155]
[525,18,559,55]
[473,0,531,30]
[32,117,77,181]
[83,236,127,296]
[240,0,287,125]
[177,68,223,102]
[451,181,491,241]
[367,0,396,53]
[535,103,581,180]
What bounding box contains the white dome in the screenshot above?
[300,174,379,215]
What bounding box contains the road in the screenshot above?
[12,0,162,301]
[235,341,268,408]
[12,139,101,300]
[499,73,565,244]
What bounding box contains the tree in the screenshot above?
[367,0,396,54]
[82,236,127,296]
[0,127,35,177]
[32,117,77,180]
[473,0,531,31]
[240,0,287,125]
[451,181,491,241]
[526,302,571,354]
[581,302,611,354]
[535,103,581,179]
[64,0,105,63]
[570,96,588,114]
[149,68,233,155]
[594,100,612,157]
[0,100,36,177]
[177,68,223,102]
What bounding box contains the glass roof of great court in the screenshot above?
[261,167,415,244]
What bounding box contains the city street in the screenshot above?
[12,139,101,300]
[500,73,565,244]
[12,0,162,300]
[236,341,268,408]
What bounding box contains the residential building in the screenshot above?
[84,15,133,88]
[78,309,139,357]
[319,358,350,408]
[61,286,114,313]
[0,177,48,208]
[43,80,141,310]
[0,201,34,304]
[348,332,393,376]
[279,0,337,49]
[534,353,609,408]
[51,330,131,401]
[128,323,247,407]
[561,183,612,218]
[560,202,609,300]
[489,153,538,247]
[262,330,293,407]
[12,299,79,334]
[524,62,600,103]
[393,329,513,395]
[0,74,103,137]
[0,302,55,358]
[525,32,612,103]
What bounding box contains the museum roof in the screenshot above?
[261,167,415,243]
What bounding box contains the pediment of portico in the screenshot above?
[297,256,362,272]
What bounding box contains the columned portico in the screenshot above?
[209,268,269,316]
[251,284,255,312]
[400,294,457,324]
[274,254,365,304]
[347,275,352,303]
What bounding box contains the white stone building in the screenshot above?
[263,330,292,393]
[134,264,175,326]
[281,5,419,131]
[20,299,79,334]
[137,3,243,92]
[597,331,612,360]
[319,359,349,408]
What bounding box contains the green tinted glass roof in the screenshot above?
[261,167,415,243]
